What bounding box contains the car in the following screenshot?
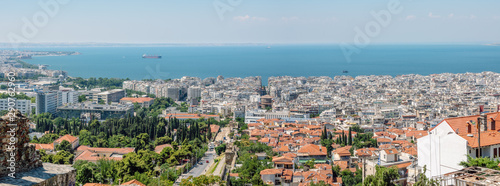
[199,162,203,165]
[206,160,209,163]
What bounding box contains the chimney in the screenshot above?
[491,118,496,131]
[467,121,472,134]
[481,113,487,132]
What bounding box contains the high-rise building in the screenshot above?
[96,89,125,103]
[36,91,60,115]
[166,87,180,101]
[187,87,201,100]
[60,90,79,104]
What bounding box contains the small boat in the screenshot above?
[266,46,271,49]
[142,54,161,59]
[343,70,349,73]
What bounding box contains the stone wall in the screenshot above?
[0,163,75,186]
[34,168,76,186]
[0,110,42,177]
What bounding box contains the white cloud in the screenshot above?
[494,16,500,20]
[448,13,454,18]
[428,12,441,18]
[233,15,268,22]
[406,15,416,20]
[470,14,477,19]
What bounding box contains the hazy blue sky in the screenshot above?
[1,0,499,44]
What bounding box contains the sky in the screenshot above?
[0,0,499,44]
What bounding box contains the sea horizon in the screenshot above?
[5,44,500,84]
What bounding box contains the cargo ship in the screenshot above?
[142,54,161,59]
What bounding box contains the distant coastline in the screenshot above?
[0,42,494,49]
[484,43,500,46]
[10,45,500,85]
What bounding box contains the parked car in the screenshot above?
[206,160,209,163]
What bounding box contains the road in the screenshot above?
[174,127,230,185]
[174,149,216,185]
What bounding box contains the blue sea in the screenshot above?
[9,44,500,84]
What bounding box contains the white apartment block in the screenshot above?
[0,98,31,115]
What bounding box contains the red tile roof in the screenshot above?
[83,184,110,186]
[76,145,135,154]
[298,144,327,156]
[54,134,78,144]
[383,148,398,155]
[210,125,220,133]
[333,146,352,157]
[75,150,124,162]
[432,112,500,148]
[155,144,172,153]
[260,168,283,175]
[122,179,146,186]
[30,143,54,151]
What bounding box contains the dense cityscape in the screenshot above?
[1,49,500,186]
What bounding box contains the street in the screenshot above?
[174,127,230,185]
[174,149,216,185]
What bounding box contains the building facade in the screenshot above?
[0,98,31,115]
[36,91,60,115]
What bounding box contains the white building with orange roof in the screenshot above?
[418,112,500,178]
[30,143,55,152]
[54,134,79,150]
[297,144,328,164]
[75,146,135,163]
[272,156,295,169]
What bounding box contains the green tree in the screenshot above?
[215,144,226,155]
[155,136,172,146]
[310,181,330,186]
[305,158,316,168]
[172,141,179,151]
[134,133,153,152]
[348,127,353,145]
[363,166,400,186]
[52,150,74,164]
[415,165,439,186]
[56,140,72,152]
[78,95,87,102]
[459,155,500,170]
[75,161,96,184]
[79,130,92,146]
[59,129,68,136]
[31,135,39,143]
[38,133,60,144]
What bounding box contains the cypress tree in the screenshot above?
[348,128,352,146]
